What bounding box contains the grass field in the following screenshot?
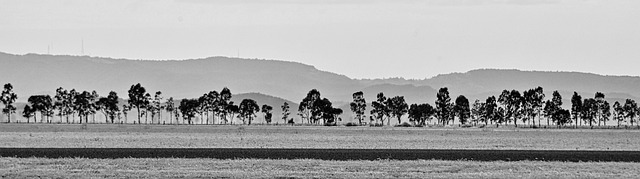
[1,124,639,150]
[2,157,640,178]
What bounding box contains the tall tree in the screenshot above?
[571,92,583,128]
[128,83,149,124]
[153,91,164,124]
[453,95,471,125]
[623,99,638,126]
[553,109,571,127]
[594,92,606,126]
[74,91,94,124]
[471,99,485,125]
[281,102,291,124]
[370,92,389,126]
[550,91,563,126]
[435,87,452,125]
[582,98,597,127]
[350,91,367,125]
[601,101,611,126]
[484,96,498,126]
[298,89,320,124]
[1,83,18,123]
[219,87,233,124]
[261,104,273,124]
[239,99,259,125]
[96,91,120,124]
[165,97,175,125]
[387,96,408,125]
[532,87,545,127]
[613,101,624,127]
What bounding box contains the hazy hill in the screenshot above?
[2,52,640,114]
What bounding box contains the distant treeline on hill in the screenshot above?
[1,82,639,128]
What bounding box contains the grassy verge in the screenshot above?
[1,157,638,178]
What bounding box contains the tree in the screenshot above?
[350,91,367,125]
[74,91,96,124]
[522,87,544,127]
[299,89,320,124]
[601,101,611,126]
[1,83,18,123]
[219,87,233,124]
[28,95,53,123]
[122,105,130,124]
[281,102,291,124]
[498,90,523,126]
[582,98,597,127]
[471,99,485,125]
[239,99,259,125]
[387,96,408,125]
[179,98,199,125]
[532,87,545,127]
[453,95,471,125]
[594,92,606,126]
[408,103,434,126]
[165,97,175,125]
[624,99,638,126]
[484,96,498,126]
[549,91,563,126]
[22,105,35,123]
[261,104,273,124]
[312,98,342,125]
[613,101,624,127]
[152,91,164,124]
[553,109,571,127]
[571,92,583,128]
[435,87,452,125]
[370,92,389,126]
[96,91,120,124]
[128,83,149,124]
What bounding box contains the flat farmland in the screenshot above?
[3,158,640,178]
[1,124,639,150]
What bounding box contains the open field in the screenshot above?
[1,124,639,150]
[2,157,640,178]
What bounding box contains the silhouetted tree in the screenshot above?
[387,96,408,125]
[281,102,291,124]
[471,99,485,125]
[550,91,563,126]
[553,109,571,127]
[613,101,624,127]
[408,103,434,126]
[74,91,94,124]
[453,95,471,125]
[96,91,120,124]
[595,92,606,126]
[261,104,273,124]
[370,92,389,126]
[179,98,199,125]
[165,97,175,125]
[128,83,149,124]
[299,89,320,124]
[499,90,523,126]
[602,101,611,126]
[571,92,583,128]
[1,83,18,123]
[239,99,259,125]
[624,99,638,126]
[350,91,367,125]
[22,105,35,123]
[435,87,452,125]
[28,95,53,123]
[484,96,498,126]
[582,98,597,127]
[219,87,233,124]
[152,91,164,124]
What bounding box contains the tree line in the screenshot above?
[1,82,639,128]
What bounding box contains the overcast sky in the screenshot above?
[1,0,639,79]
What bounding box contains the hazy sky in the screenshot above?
[1,0,639,79]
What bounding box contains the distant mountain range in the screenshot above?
[2,52,640,119]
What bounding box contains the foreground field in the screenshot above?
[1,124,639,150]
[1,157,639,178]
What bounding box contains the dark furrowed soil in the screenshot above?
[1,148,639,162]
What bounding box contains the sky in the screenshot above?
[1,0,639,79]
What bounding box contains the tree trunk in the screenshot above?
[137,107,141,124]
